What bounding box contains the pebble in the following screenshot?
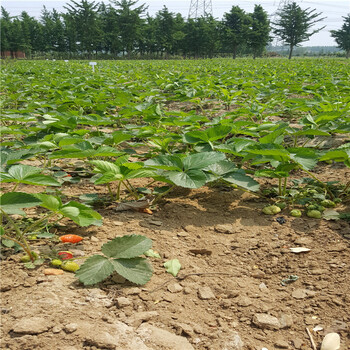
[124,311,159,327]
[214,224,236,234]
[137,324,194,350]
[12,317,52,334]
[113,221,124,226]
[252,313,281,330]
[116,297,132,308]
[292,338,304,349]
[279,314,293,329]
[223,331,243,350]
[168,283,183,293]
[52,326,62,334]
[90,236,99,242]
[125,287,142,295]
[198,286,216,300]
[274,339,289,348]
[236,295,252,307]
[64,323,78,334]
[149,220,162,226]
[292,289,316,299]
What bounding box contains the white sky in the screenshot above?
[2,0,349,46]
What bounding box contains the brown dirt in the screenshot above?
[1,167,350,350]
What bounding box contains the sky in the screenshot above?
[2,0,349,47]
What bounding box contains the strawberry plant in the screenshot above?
[75,235,153,285]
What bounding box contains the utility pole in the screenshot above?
[188,0,213,18]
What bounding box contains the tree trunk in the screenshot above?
[232,46,237,59]
[288,44,294,59]
[347,50,350,59]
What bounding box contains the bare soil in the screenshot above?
[1,165,350,350]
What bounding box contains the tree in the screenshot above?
[111,0,148,56]
[273,2,326,59]
[248,5,271,59]
[221,6,251,59]
[40,7,66,53]
[64,0,102,57]
[331,14,350,58]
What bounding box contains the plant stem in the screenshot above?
[107,184,114,201]
[283,177,287,196]
[22,212,56,235]
[1,234,32,258]
[302,168,335,200]
[152,185,176,205]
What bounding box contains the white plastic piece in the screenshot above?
[290,247,311,253]
[320,333,340,350]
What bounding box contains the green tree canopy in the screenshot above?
[248,5,271,59]
[273,1,326,59]
[331,14,350,58]
[221,6,251,59]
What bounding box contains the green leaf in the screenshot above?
[8,164,41,179]
[101,235,152,259]
[0,192,42,214]
[164,259,181,277]
[60,206,80,217]
[289,148,319,170]
[111,257,153,285]
[60,201,103,226]
[222,170,260,192]
[75,255,115,286]
[145,155,183,171]
[19,174,61,186]
[35,194,62,211]
[320,150,349,162]
[168,169,207,188]
[183,152,225,170]
[90,160,120,174]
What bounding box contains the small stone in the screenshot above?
[279,314,293,329]
[252,313,281,330]
[259,283,268,291]
[251,269,265,278]
[137,324,194,350]
[174,323,194,336]
[90,236,99,242]
[214,224,235,234]
[177,231,188,237]
[274,339,289,348]
[125,311,159,327]
[125,287,142,295]
[198,286,215,300]
[184,287,192,294]
[12,317,52,334]
[292,338,304,349]
[113,221,124,226]
[294,237,313,245]
[227,290,239,298]
[64,323,78,334]
[310,269,328,275]
[168,283,183,293]
[223,332,243,350]
[292,289,315,299]
[149,220,162,226]
[236,295,252,307]
[116,297,132,308]
[52,326,62,334]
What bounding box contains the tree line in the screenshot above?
[1,0,349,59]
